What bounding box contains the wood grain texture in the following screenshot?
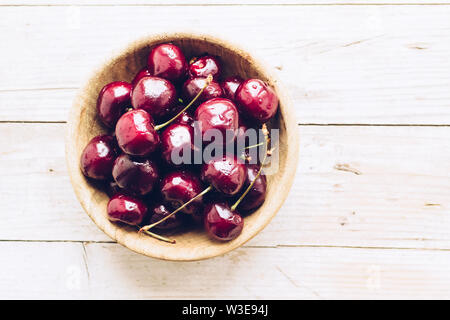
[1,241,449,299]
[1,5,450,124]
[2,123,450,250]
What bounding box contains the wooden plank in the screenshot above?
[0,241,449,299]
[1,123,450,250]
[1,6,450,124]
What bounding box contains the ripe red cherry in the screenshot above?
[237,164,267,212]
[188,55,221,80]
[149,203,184,230]
[161,123,195,167]
[173,111,193,127]
[115,109,160,156]
[235,79,279,124]
[182,77,223,106]
[204,202,243,241]
[131,76,178,120]
[107,193,147,225]
[112,154,159,196]
[97,81,132,128]
[131,68,151,87]
[148,43,187,82]
[160,171,204,214]
[201,155,246,196]
[220,76,243,101]
[194,98,239,145]
[80,134,117,180]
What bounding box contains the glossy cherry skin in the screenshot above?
[188,55,221,80]
[115,109,160,157]
[235,79,279,124]
[201,155,246,196]
[112,154,159,196]
[147,43,187,82]
[97,81,132,128]
[131,68,152,87]
[160,171,204,215]
[194,98,239,145]
[237,164,267,212]
[148,202,184,230]
[182,77,223,106]
[204,202,243,241]
[220,76,243,101]
[80,135,118,180]
[161,123,195,167]
[173,111,194,126]
[107,193,148,225]
[131,76,178,120]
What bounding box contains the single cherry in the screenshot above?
[160,171,204,215]
[235,79,279,124]
[80,134,117,180]
[97,81,132,128]
[149,203,184,230]
[148,43,187,82]
[188,55,221,80]
[115,109,160,156]
[107,193,148,225]
[173,110,194,126]
[236,164,267,212]
[194,98,239,145]
[201,155,246,196]
[204,202,244,241]
[131,76,178,120]
[161,123,195,167]
[131,68,152,87]
[220,76,243,101]
[182,77,223,106]
[112,154,159,196]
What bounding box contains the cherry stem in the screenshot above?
[154,74,213,131]
[140,185,213,232]
[231,125,271,212]
[244,142,264,150]
[137,227,176,244]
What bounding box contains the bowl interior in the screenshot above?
[66,33,297,261]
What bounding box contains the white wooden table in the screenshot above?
[1,0,450,299]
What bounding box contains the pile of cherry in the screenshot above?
[80,43,279,243]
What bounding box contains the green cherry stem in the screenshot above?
[154,74,213,131]
[139,185,213,233]
[231,125,271,212]
[137,227,176,244]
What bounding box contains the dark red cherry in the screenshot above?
[161,123,195,167]
[149,203,184,230]
[173,110,194,126]
[97,81,132,128]
[112,154,159,196]
[131,68,152,87]
[235,79,279,124]
[194,98,239,145]
[80,134,117,180]
[188,55,221,80]
[204,202,243,241]
[237,164,267,212]
[131,76,178,120]
[115,109,160,156]
[182,77,223,106]
[107,193,147,225]
[220,76,243,101]
[148,43,187,82]
[201,155,246,196]
[160,171,204,214]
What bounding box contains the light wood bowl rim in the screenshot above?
[65,32,299,261]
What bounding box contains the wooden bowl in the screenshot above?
[66,33,299,261]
